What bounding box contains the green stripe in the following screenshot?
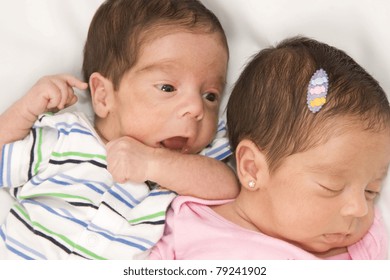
[33,128,43,175]
[18,193,94,204]
[51,151,106,161]
[128,211,166,223]
[14,204,106,260]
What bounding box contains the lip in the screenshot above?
[160,136,189,152]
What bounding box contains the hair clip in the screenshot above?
[307,68,329,113]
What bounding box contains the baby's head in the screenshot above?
[83,0,228,90]
[227,36,390,256]
[228,36,389,171]
[82,0,229,153]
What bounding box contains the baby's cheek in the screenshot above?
[353,207,375,242]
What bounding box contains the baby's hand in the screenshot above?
[106,136,154,183]
[24,74,88,117]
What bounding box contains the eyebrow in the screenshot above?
[307,163,347,176]
[136,60,227,89]
[309,163,390,184]
[377,167,389,180]
[136,60,176,74]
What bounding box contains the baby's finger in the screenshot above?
[64,75,89,90]
[51,78,74,109]
[67,92,78,107]
[45,87,62,110]
[63,86,78,109]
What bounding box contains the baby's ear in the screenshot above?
[89,72,114,118]
[235,139,270,191]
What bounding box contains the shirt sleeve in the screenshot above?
[199,118,231,160]
[1,133,34,188]
[0,117,57,188]
[348,208,389,259]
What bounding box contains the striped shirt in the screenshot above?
[0,112,231,259]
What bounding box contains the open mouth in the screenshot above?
[160,136,189,152]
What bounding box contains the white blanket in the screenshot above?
[1,0,389,259]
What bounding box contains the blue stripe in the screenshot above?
[217,120,226,131]
[5,244,35,260]
[58,174,109,195]
[205,142,230,157]
[58,207,76,219]
[214,150,232,161]
[6,235,47,259]
[58,128,93,136]
[56,121,89,131]
[114,184,141,205]
[0,227,5,240]
[21,200,149,251]
[48,177,72,186]
[1,228,36,259]
[6,143,14,186]
[148,190,175,197]
[36,175,107,196]
[55,121,94,137]
[21,200,88,228]
[89,223,155,247]
[108,188,135,209]
[86,224,148,251]
[0,145,5,186]
[30,174,48,186]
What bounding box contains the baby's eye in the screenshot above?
[365,190,379,201]
[156,84,176,92]
[203,92,218,102]
[319,184,343,196]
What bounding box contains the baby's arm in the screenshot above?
[106,136,239,199]
[0,74,88,158]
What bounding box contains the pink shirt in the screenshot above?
[150,196,388,260]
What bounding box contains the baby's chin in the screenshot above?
[303,233,363,258]
[310,245,349,259]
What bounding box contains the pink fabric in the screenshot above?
[150,196,388,260]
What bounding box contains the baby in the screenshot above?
[150,36,390,259]
[0,0,237,259]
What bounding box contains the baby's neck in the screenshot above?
[211,201,260,232]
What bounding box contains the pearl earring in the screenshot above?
[248,180,256,188]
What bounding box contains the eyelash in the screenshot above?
[365,190,379,200]
[203,92,219,103]
[320,184,380,200]
[156,84,176,92]
[319,184,342,192]
[156,84,219,102]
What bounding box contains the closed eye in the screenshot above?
[365,190,379,201]
[365,179,383,201]
[319,184,343,196]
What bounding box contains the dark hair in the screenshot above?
[82,0,228,90]
[227,36,390,172]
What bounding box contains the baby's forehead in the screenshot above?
[281,132,389,187]
[306,113,389,141]
[140,24,227,49]
[131,29,228,81]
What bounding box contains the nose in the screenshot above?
[178,92,204,121]
[340,191,368,218]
